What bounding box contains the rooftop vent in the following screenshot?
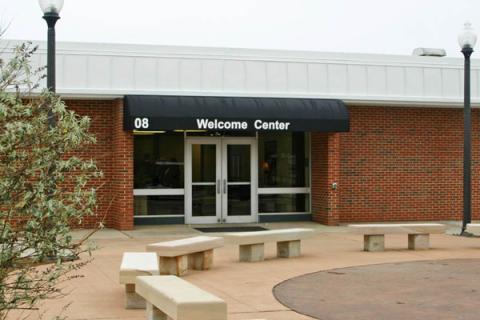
[412,48,447,57]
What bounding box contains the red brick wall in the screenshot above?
[311,133,341,225]
[66,99,134,230]
[337,105,476,223]
[111,99,134,230]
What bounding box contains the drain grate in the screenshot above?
[195,226,268,233]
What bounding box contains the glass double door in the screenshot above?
[185,137,257,224]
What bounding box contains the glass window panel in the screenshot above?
[192,185,216,216]
[228,145,250,182]
[134,195,184,216]
[192,144,216,183]
[228,185,251,216]
[258,194,309,213]
[258,132,310,188]
[134,133,184,189]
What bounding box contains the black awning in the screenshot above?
[124,95,349,132]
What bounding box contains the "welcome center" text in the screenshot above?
[196,118,291,130]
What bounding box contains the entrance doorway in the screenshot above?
[185,137,257,224]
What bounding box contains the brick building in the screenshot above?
[8,41,480,230]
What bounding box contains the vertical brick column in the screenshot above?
[311,132,341,225]
[111,99,134,230]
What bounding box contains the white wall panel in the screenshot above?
[307,64,328,94]
[63,55,88,89]
[267,62,288,92]
[347,65,367,95]
[224,60,245,91]
[180,59,202,90]
[287,63,308,93]
[405,67,424,97]
[87,56,111,89]
[8,40,479,106]
[201,60,224,91]
[367,66,386,95]
[441,69,460,98]
[328,64,347,94]
[245,61,267,92]
[135,58,157,90]
[386,66,405,96]
[424,68,442,97]
[112,57,135,89]
[157,58,180,90]
[471,70,479,99]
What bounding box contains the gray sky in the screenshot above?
[1,0,479,58]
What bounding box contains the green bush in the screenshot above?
[0,43,101,319]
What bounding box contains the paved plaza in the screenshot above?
[11,222,480,320]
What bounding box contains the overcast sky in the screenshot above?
[0,0,479,58]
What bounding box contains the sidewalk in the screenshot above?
[14,222,480,320]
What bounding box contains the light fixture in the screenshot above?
[458,21,477,49]
[38,0,64,14]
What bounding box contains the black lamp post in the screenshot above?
[459,22,477,234]
[39,0,64,127]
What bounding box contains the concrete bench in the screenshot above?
[119,252,159,309]
[135,275,227,320]
[223,228,315,262]
[466,223,480,235]
[348,223,446,252]
[146,236,224,276]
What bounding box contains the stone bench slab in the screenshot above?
[135,275,227,320]
[223,228,315,245]
[119,252,159,309]
[146,236,224,257]
[119,252,159,284]
[466,223,480,235]
[348,223,446,235]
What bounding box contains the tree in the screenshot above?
[0,42,102,319]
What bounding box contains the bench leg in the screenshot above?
[277,240,301,258]
[146,301,171,320]
[125,284,145,309]
[159,256,188,276]
[188,249,214,270]
[408,234,429,250]
[364,235,385,252]
[239,243,264,262]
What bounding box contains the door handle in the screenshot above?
[217,179,221,194]
[223,179,227,194]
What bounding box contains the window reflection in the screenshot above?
[258,132,310,188]
[134,133,184,189]
[134,196,184,216]
[259,194,309,213]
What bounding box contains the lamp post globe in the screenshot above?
[459,22,477,234]
[459,22,478,50]
[39,0,64,14]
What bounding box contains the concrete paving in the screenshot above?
[10,221,480,320]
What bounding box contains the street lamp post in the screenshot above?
[459,22,477,234]
[38,0,64,127]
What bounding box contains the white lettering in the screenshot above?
[134,117,149,129]
[196,118,209,129]
[196,118,290,131]
[254,120,290,131]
